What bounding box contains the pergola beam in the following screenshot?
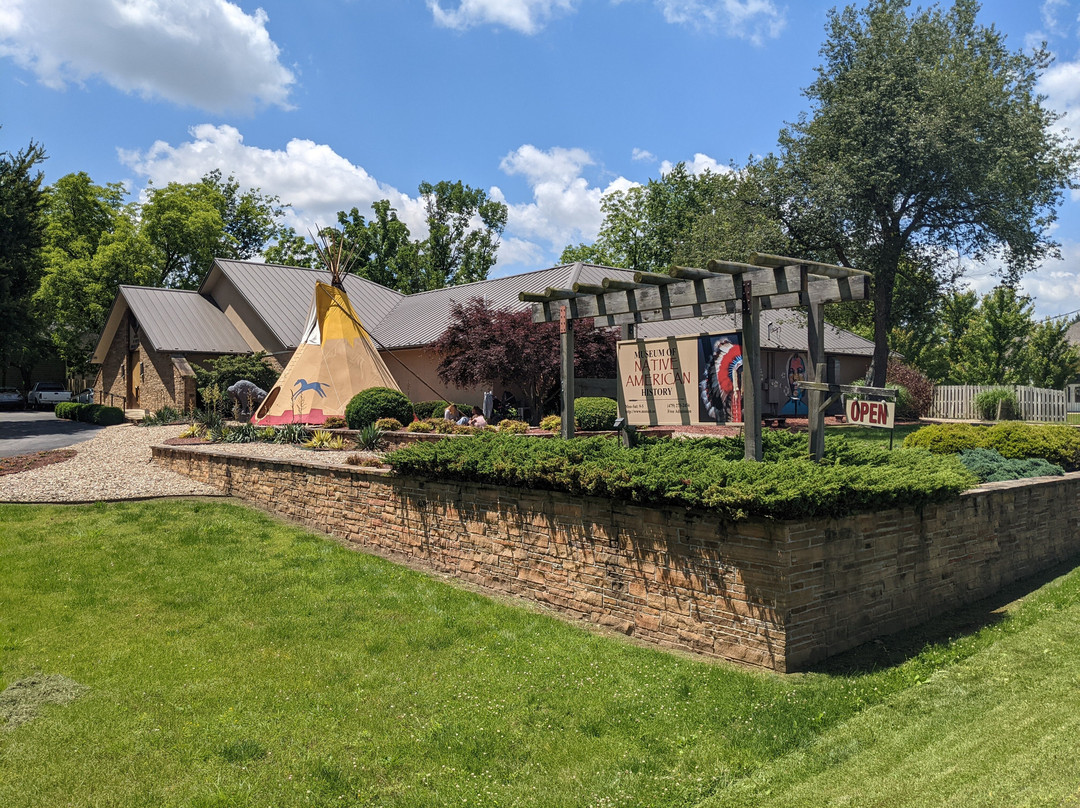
[749,251,872,280]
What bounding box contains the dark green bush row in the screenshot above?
[904,422,1080,471]
[385,433,976,522]
[55,402,125,425]
[957,448,1063,483]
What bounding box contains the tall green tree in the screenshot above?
[141,172,284,288]
[1024,317,1079,388]
[771,0,1078,386]
[36,173,155,372]
[412,180,506,291]
[267,182,507,294]
[0,138,48,388]
[957,286,1034,384]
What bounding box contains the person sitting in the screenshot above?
[444,403,462,422]
[469,405,487,428]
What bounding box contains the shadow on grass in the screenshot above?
[808,552,1080,676]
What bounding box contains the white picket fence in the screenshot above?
[930,385,1066,422]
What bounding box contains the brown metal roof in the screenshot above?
[120,286,251,354]
[207,259,404,349]
[369,263,873,355]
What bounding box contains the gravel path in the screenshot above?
[1,423,378,504]
[1,424,222,503]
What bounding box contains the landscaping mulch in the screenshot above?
[0,449,77,477]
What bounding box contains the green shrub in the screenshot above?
[54,402,78,420]
[412,400,450,420]
[904,421,1080,471]
[958,448,1063,482]
[498,419,530,434]
[374,417,404,431]
[87,405,125,425]
[424,418,455,434]
[983,422,1080,471]
[405,420,433,433]
[540,414,563,433]
[903,423,988,454]
[385,434,976,522]
[322,415,348,430]
[345,387,414,430]
[974,388,1020,421]
[574,397,618,431]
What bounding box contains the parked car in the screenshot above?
[27,382,72,410]
[0,387,26,410]
[75,387,95,404]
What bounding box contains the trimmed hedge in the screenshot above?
[55,402,125,425]
[904,422,1080,471]
[384,433,976,522]
[345,387,414,430]
[574,397,618,431]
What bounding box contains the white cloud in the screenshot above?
[651,0,786,44]
[0,0,294,113]
[659,151,731,176]
[498,145,636,247]
[632,147,656,162]
[428,0,575,34]
[119,124,428,237]
[956,240,1080,321]
[1041,0,1070,34]
[429,0,784,40]
[1038,55,1080,199]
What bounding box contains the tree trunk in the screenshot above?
[871,236,902,388]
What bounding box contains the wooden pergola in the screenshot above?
[521,252,890,461]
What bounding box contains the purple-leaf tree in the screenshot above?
[432,297,617,423]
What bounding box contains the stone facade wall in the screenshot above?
[153,445,1080,672]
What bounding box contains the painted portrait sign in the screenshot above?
[617,332,744,426]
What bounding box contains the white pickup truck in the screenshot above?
[27,382,72,410]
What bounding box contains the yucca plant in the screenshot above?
[355,425,386,451]
[304,430,346,450]
[273,423,309,444]
[178,424,206,439]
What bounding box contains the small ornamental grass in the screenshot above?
[385,431,976,521]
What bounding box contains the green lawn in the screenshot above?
[2,500,1079,807]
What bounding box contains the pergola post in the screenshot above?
[806,286,827,461]
[560,305,575,439]
[741,280,762,461]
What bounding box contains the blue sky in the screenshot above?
[2,0,1079,318]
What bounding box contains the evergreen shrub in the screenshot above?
[374,418,404,431]
[958,448,1063,482]
[345,387,414,429]
[384,433,976,522]
[540,415,562,433]
[575,397,618,431]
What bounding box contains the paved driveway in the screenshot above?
[0,410,107,458]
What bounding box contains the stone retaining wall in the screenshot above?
[153,445,1080,672]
